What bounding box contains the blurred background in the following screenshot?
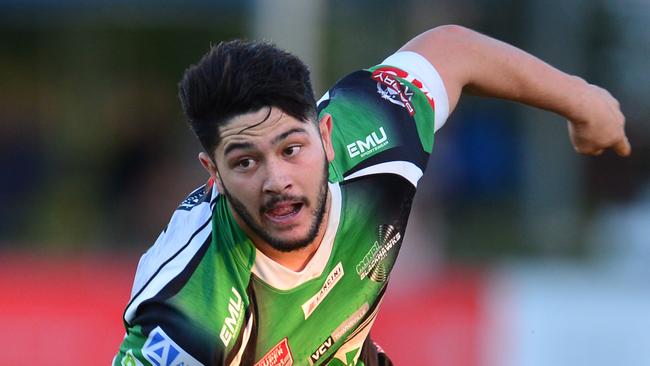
[1,0,649,364]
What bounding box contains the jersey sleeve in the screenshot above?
[113,184,255,366]
[113,320,210,366]
[380,51,450,132]
[318,51,449,186]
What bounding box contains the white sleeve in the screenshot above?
[381,51,450,132]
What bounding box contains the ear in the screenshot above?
[198,152,224,193]
[318,113,335,162]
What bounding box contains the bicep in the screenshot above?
[397,25,473,115]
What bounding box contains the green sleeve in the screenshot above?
[318,67,436,183]
[113,325,150,366]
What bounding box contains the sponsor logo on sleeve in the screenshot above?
[255,337,293,366]
[374,71,416,115]
[302,262,344,319]
[177,185,209,211]
[372,67,436,111]
[346,127,389,159]
[220,287,244,347]
[142,326,202,366]
[355,225,402,281]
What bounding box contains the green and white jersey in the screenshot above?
[114,51,449,366]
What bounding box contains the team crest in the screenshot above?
[373,70,416,116]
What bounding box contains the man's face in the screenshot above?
[205,107,335,252]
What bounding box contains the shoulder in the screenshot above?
[318,51,449,133]
[125,182,218,322]
[320,51,449,187]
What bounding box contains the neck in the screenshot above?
[234,190,332,272]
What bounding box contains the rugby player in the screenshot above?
[113,25,630,366]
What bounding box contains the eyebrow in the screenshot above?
[223,127,308,157]
[223,141,254,156]
[272,127,308,145]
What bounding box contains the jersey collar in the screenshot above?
[251,182,342,290]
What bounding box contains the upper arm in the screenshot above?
[318,67,442,185]
[397,25,473,115]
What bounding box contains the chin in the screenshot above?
[265,230,316,253]
[274,231,312,246]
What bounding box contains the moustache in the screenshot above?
[261,194,309,213]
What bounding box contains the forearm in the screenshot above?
[400,25,586,119]
[400,24,630,156]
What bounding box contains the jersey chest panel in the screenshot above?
[252,174,415,365]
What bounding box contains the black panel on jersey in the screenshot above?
[360,335,394,366]
[136,300,221,365]
[344,145,429,179]
[341,173,416,286]
[341,173,417,225]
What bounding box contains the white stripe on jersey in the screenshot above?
[317,91,330,107]
[343,161,424,188]
[124,184,218,323]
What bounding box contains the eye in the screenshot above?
[235,157,256,170]
[283,145,301,157]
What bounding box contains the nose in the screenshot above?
[262,159,292,194]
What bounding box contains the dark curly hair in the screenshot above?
[178,40,317,157]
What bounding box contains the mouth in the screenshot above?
[263,200,304,224]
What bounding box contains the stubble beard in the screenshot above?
[222,160,330,252]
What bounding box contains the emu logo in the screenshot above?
[346,127,388,158]
[219,287,243,347]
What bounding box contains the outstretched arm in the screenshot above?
[400,25,631,156]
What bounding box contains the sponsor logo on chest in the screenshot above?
[307,302,370,365]
[331,302,370,342]
[356,225,402,281]
[255,337,293,366]
[302,262,344,319]
[309,336,334,365]
[219,287,243,347]
[346,127,389,159]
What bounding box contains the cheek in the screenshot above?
[223,175,261,204]
[300,156,328,187]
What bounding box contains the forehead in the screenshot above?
[217,107,314,155]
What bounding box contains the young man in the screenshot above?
[113,25,629,366]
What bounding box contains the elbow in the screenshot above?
[420,24,474,45]
[404,25,476,57]
[431,24,472,35]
